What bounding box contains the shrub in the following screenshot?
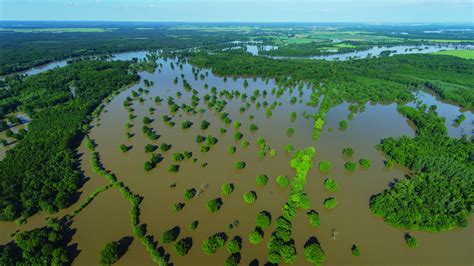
[243,191,257,204]
[144,144,157,153]
[207,198,223,213]
[242,140,250,148]
[200,145,210,153]
[174,237,193,256]
[206,135,218,146]
[162,226,180,244]
[249,227,264,244]
[233,121,241,129]
[234,132,243,141]
[226,238,241,254]
[404,233,418,248]
[100,241,120,265]
[169,165,180,173]
[359,158,371,169]
[342,147,354,157]
[339,120,348,129]
[183,151,192,159]
[196,135,206,143]
[307,210,320,227]
[143,116,152,125]
[256,211,272,229]
[173,153,186,162]
[184,189,196,200]
[276,175,289,188]
[182,121,193,129]
[319,160,331,173]
[120,144,130,152]
[202,233,227,255]
[269,149,277,158]
[249,123,259,132]
[304,242,325,265]
[200,120,210,130]
[256,174,269,185]
[160,143,171,152]
[344,162,357,172]
[287,128,295,135]
[324,178,339,192]
[219,128,227,134]
[189,220,199,231]
[256,138,266,148]
[221,183,235,195]
[235,161,246,169]
[351,244,360,256]
[284,144,294,153]
[144,161,153,171]
[290,112,297,121]
[324,198,337,209]
[174,202,185,212]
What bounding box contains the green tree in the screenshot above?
[100,241,120,265]
[249,227,264,244]
[221,183,235,195]
[174,237,193,256]
[323,178,339,192]
[256,211,272,229]
[404,233,418,248]
[323,198,337,209]
[304,241,325,265]
[276,175,289,188]
[243,191,257,204]
[344,162,357,172]
[207,198,223,213]
[351,244,360,256]
[256,174,269,185]
[359,158,371,169]
[319,160,331,173]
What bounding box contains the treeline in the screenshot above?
[0,23,245,75]
[187,50,473,108]
[371,105,473,231]
[0,60,138,221]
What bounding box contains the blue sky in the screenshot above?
[1,0,473,23]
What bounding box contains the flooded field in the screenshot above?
[0,52,472,265]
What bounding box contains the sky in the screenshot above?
[1,0,473,23]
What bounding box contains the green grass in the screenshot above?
[432,50,474,59]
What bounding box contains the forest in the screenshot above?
[0,60,138,221]
[371,105,473,231]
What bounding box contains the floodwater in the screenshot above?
[409,90,473,138]
[0,50,149,79]
[268,44,474,61]
[83,55,473,265]
[0,52,472,265]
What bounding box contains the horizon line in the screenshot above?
[1,19,473,24]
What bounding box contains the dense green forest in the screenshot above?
[0,218,75,265]
[371,105,473,231]
[187,50,473,108]
[0,60,138,221]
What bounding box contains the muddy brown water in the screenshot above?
[0,54,472,265]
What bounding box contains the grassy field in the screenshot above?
[0,28,115,33]
[432,50,474,59]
